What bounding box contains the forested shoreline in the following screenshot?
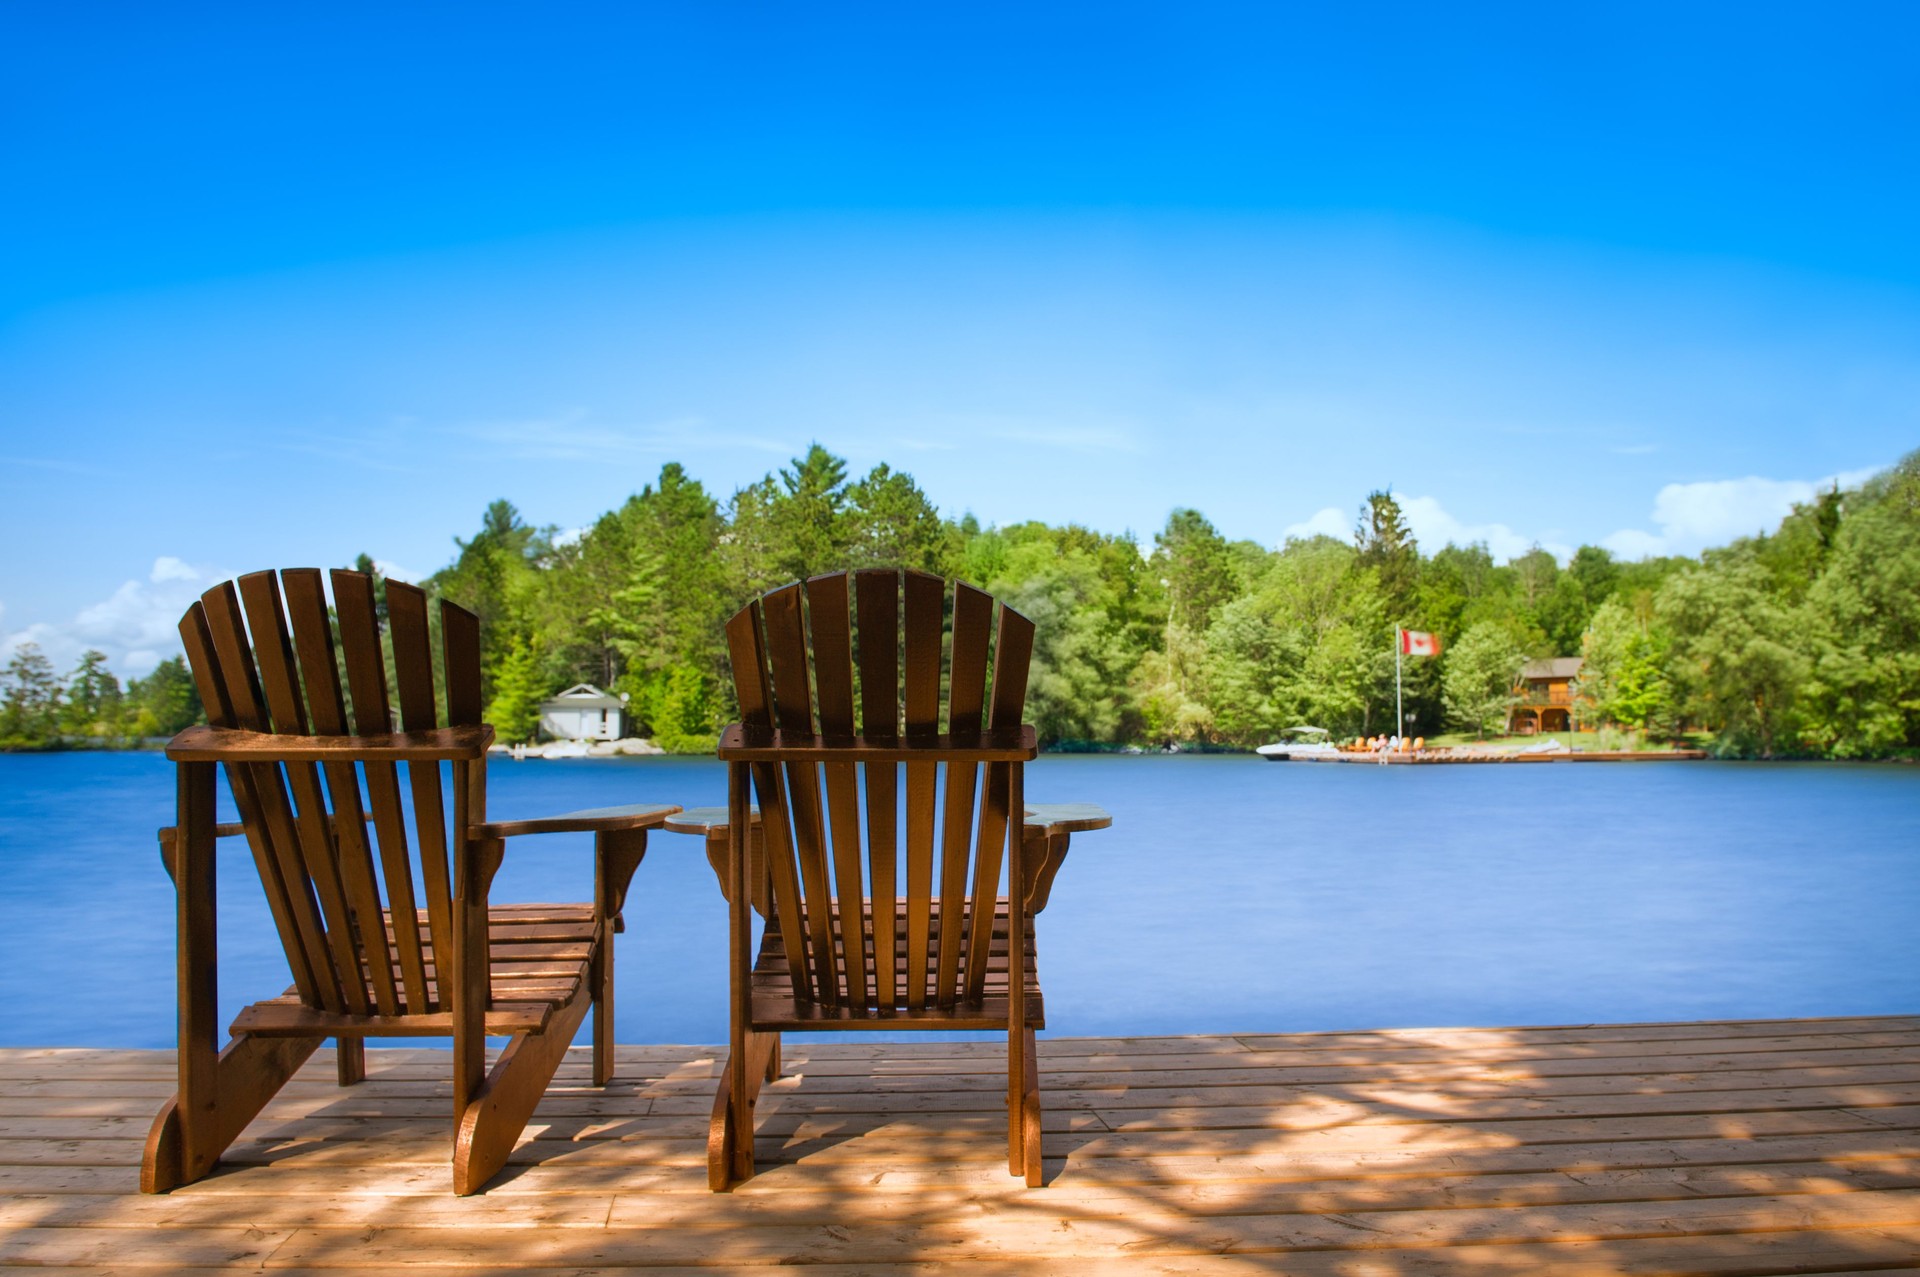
[5,445,1917,758]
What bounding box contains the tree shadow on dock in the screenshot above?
[3,1019,1919,1271]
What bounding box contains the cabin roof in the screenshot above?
[540,683,626,710]
[1519,657,1584,682]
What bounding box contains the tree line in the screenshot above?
[6,445,1917,757]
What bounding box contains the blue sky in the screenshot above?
[3,3,1916,673]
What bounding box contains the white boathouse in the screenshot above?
[537,683,628,741]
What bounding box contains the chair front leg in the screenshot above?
[144,761,322,1192]
[593,828,649,1087]
[453,835,505,1121]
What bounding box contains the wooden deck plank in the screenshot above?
[17,1062,1920,1117]
[1,1019,1916,1272]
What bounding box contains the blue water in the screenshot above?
[1,751,1915,1046]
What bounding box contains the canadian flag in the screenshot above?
[1400,629,1440,657]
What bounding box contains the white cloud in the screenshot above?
[1284,496,1573,563]
[1281,506,1349,542]
[372,558,425,583]
[1398,495,1573,564]
[1602,465,1884,559]
[150,556,200,583]
[2,557,226,678]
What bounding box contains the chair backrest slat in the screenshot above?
[283,569,402,1016]
[899,570,944,1010]
[385,582,454,994]
[854,568,901,1006]
[237,572,371,1016]
[178,598,325,1007]
[760,583,838,1005]
[197,581,345,1011]
[964,604,1035,1000]
[805,573,871,1006]
[178,569,484,1022]
[727,572,1033,1015]
[725,601,811,992]
[934,582,994,1007]
[331,570,432,1012]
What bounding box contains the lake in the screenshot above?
[1,751,1915,1047]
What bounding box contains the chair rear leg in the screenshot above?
[336,1038,366,1086]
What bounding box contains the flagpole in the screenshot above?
[1395,628,1403,741]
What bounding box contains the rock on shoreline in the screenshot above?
[490,737,666,759]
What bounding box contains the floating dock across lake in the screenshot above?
[1291,747,1713,764]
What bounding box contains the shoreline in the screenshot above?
[1278,747,1712,765]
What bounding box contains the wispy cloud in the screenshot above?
[1282,506,1349,542]
[2,556,229,676]
[0,454,122,479]
[1601,465,1884,559]
[983,422,1145,455]
[276,425,422,474]
[450,413,790,461]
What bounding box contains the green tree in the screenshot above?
[1443,621,1524,738]
[994,540,1140,744]
[1796,463,1920,755]
[1355,490,1419,618]
[126,656,202,737]
[1,643,62,743]
[845,463,953,574]
[63,650,123,737]
[769,443,852,582]
[1153,509,1239,634]
[484,633,547,744]
[1658,560,1809,756]
[434,499,551,709]
[1577,598,1675,738]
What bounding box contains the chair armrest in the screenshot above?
[1023,803,1112,835]
[717,724,1036,763]
[166,723,494,763]
[1020,802,1111,915]
[157,821,246,849]
[662,805,760,837]
[471,803,681,840]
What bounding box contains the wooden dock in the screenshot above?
[3,1015,1918,1273]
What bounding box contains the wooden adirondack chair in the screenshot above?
[709,569,1110,1190]
[141,568,679,1196]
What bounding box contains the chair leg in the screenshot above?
[336,1038,366,1086]
[142,1034,321,1193]
[1008,1026,1043,1185]
[592,931,614,1088]
[708,1029,776,1191]
[452,988,592,1196]
[1021,1027,1043,1187]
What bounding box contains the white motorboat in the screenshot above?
[1255,725,1338,761]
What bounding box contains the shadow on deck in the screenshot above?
[2,1015,1918,1273]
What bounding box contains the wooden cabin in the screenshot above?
[537,683,628,741]
[1508,657,1582,734]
